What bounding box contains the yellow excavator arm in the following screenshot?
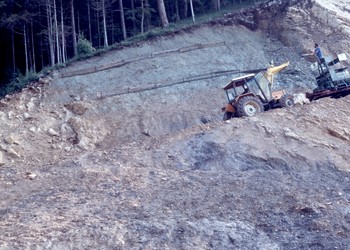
[264,61,290,86]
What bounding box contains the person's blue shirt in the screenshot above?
[314,47,323,59]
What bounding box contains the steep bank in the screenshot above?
[1,0,350,248]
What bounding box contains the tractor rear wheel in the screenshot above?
[236,96,264,117]
[279,94,294,108]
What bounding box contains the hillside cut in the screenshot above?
[1,0,350,249]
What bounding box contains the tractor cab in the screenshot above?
[223,73,254,102]
[223,73,272,103]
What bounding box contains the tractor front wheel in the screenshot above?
[279,94,294,108]
[236,96,264,117]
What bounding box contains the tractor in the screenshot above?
[222,61,294,120]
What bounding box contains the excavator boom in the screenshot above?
[264,61,290,86]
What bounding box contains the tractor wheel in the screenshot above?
[223,111,233,121]
[279,94,294,108]
[236,96,264,117]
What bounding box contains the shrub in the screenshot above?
[0,71,39,97]
[77,33,94,56]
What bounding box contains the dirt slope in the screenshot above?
[1,0,350,249]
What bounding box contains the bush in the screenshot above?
[0,71,39,97]
[77,34,94,55]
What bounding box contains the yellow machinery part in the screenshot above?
[264,61,290,86]
[272,90,285,100]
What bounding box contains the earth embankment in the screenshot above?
[1,0,350,248]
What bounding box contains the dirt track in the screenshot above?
[1,0,350,249]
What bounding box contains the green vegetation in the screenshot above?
[0,71,39,97]
[77,33,95,56]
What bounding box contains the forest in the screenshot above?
[0,0,257,88]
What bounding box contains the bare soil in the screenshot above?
[1,0,350,249]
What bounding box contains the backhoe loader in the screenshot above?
[222,62,294,120]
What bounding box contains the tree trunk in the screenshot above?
[61,0,66,63]
[101,0,108,47]
[47,0,55,66]
[131,0,136,32]
[24,24,29,75]
[182,0,188,18]
[11,27,16,72]
[189,0,195,23]
[175,0,180,22]
[141,0,144,33]
[87,0,92,41]
[38,5,44,69]
[211,0,220,10]
[31,20,36,72]
[96,11,101,47]
[119,0,127,40]
[77,10,80,35]
[26,25,33,72]
[53,0,61,64]
[71,0,77,56]
[145,0,150,32]
[157,0,169,28]
[40,30,44,69]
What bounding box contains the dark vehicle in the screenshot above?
[306,53,350,101]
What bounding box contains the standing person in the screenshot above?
[314,43,324,64]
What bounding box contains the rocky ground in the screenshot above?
[1,0,350,249]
